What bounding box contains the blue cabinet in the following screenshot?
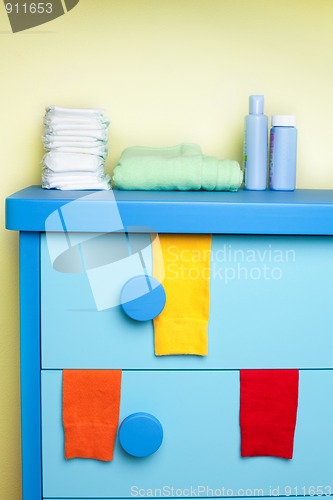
[6,187,333,500]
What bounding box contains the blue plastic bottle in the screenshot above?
[269,115,297,191]
[244,95,268,190]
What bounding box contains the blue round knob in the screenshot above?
[118,412,163,457]
[120,275,166,321]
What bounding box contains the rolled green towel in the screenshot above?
[113,143,243,191]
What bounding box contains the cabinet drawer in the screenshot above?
[41,234,333,369]
[42,369,333,498]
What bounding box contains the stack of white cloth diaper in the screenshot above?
[42,106,111,190]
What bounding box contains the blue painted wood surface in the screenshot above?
[19,232,42,500]
[41,233,333,369]
[42,369,333,498]
[6,185,333,234]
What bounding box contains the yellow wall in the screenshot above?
[1,0,333,497]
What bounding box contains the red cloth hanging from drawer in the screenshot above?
[240,369,299,459]
[62,369,122,461]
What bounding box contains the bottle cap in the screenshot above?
[272,115,296,127]
[249,95,264,115]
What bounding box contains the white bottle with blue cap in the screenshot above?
[243,95,268,190]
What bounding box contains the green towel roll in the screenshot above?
[113,143,243,191]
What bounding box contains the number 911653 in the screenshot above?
[5,3,53,14]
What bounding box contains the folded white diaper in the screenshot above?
[43,152,105,173]
[43,171,108,183]
[42,177,111,190]
[43,131,107,145]
[46,105,106,116]
[43,139,106,149]
[42,169,111,190]
[44,122,109,132]
[44,127,108,140]
[44,106,110,132]
[45,145,108,158]
[44,114,109,125]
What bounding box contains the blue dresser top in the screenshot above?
[5,185,333,234]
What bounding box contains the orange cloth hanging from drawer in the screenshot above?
[240,369,299,459]
[62,369,122,461]
[153,234,212,356]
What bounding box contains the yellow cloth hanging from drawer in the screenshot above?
[153,234,211,356]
